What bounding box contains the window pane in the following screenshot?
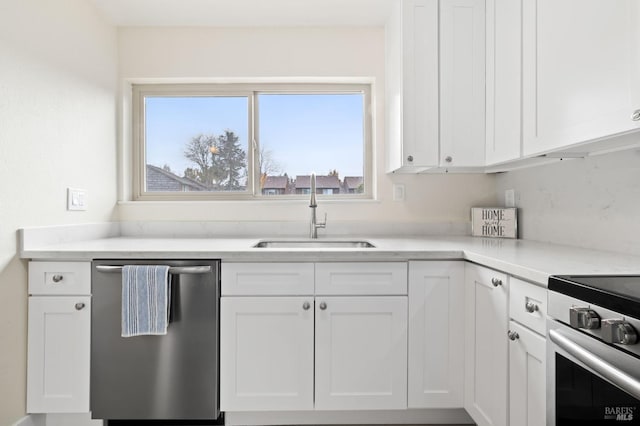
[144,96,249,192]
[257,93,365,196]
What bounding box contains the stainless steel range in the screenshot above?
[547,275,640,425]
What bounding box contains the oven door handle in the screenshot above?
[550,329,640,400]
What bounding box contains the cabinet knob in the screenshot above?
[491,277,503,287]
[632,109,640,121]
[507,330,519,341]
[52,274,64,283]
[75,302,85,311]
[525,301,539,313]
[407,155,414,163]
[444,156,453,163]
[302,301,311,310]
[319,301,327,310]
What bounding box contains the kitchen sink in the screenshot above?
[253,240,375,249]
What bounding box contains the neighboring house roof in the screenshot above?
[263,176,288,190]
[146,164,209,192]
[344,176,363,190]
[295,175,341,189]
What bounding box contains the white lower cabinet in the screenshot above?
[464,263,508,426]
[27,296,91,413]
[220,262,409,413]
[315,296,408,410]
[220,297,315,411]
[407,261,464,408]
[508,277,547,426]
[508,321,546,426]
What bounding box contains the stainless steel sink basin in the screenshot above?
[253,240,375,249]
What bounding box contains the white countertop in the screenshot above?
[19,227,640,286]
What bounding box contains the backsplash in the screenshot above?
[496,148,640,256]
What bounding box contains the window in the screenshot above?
[132,83,372,200]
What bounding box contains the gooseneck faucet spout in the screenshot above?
[309,173,327,239]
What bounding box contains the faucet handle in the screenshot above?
[318,212,327,228]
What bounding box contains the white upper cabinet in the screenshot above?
[386,0,485,173]
[522,0,640,156]
[439,0,486,168]
[386,0,440,172]
[485,0,522,165]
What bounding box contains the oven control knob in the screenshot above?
[569,307,601,329]
[602,319,638,345]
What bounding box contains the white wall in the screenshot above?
[0,0,118,423]
[495,149,640,256]
[116,27,497,229]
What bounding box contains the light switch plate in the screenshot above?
[67,188,87,211]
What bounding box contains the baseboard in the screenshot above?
[12,414,45,426]
[12,414,103,426]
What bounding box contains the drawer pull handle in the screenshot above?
[319,302,327,310]
[525,301,539,313]
[75,303,85,311]
[491,277,503,287]
[507,330,519,341]
[52,275,64,283]
[302,301,311,310]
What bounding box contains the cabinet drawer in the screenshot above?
[315,262,408,295]
[509,277,547,335]
[28,262,91,295]
[221,263,314,296]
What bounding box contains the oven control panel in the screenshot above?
[549,291,640,357]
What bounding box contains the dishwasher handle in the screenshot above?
[95,265,212,275]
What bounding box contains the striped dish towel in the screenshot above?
[121,265,171,337]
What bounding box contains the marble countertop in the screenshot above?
[19,227,640,286]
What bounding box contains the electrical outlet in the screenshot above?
[505,189,516,208]
[67,188,87,211]
[393,184,405,201]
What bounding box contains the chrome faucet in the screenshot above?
[309,173,327,239]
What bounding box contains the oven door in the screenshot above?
[547,319,640,425]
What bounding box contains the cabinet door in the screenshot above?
[408,261,464,408]
[485,0,522,165]
[220,297,314,411]
[522,0,640,156]
[27,296,90,413]
[508,321,546,426]
[464,264,508,426]
[402,0,440,170]
[386,0,439,172]
[440,0,486,167]
[315,296,408,410]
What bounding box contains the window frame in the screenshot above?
[132,83,373,201]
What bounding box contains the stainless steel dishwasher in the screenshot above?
[91,259,220,422]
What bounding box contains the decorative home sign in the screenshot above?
[471,207,518,239]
